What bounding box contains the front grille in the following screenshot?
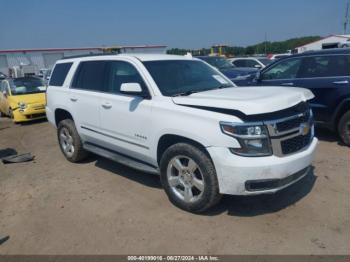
[275,111,310,133]
[31,104,45,110]
[281,132,312,155]
[25,113,46,119]
[265,105,314,157]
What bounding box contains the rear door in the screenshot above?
[292,54,350,123]
[69,60,108,143]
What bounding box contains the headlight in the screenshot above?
[18,102,27,111]
[220,122,272,157]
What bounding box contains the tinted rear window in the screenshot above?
[233,60,247,67]
[49,63,73,86]
[71,61,108,91]
[298,55,350,78]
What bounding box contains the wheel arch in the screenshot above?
[156,134,212,165]
[332,98,350,130]
[55,108,74,126]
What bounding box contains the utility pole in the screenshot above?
[344,2,350,34]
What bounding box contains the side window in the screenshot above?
[72,61,108,92]
[262,58,302,80]
[298,55,350,78]
[49,62,73,86]
[233,60,247,67]
[1,81,9,94]
[246,59,260,67]
[105,61,148,94]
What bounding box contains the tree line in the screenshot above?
[167,36,321,56]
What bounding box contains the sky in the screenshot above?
[0,0,348,50]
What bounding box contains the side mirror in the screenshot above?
[120,83,149,98]
[254,64,262,69]
[120,83,142,93]
[2,91,7,98]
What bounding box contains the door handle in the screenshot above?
[333,80,349,85]
[102,102,112,109]
[281,82,294,86]
[70,97,78,102]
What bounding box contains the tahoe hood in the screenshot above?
[172,86,314,115]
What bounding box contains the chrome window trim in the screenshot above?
[261,53,350,81]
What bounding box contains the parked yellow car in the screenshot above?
[0,77,46,123]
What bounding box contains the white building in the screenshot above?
[295,35,350,53]
[0,45,167,76]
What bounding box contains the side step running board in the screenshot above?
[83,143,159,175]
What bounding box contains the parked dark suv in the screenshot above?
[252,48,350,146]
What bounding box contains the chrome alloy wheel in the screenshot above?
[59,127,75,157]
[166,156,205,203]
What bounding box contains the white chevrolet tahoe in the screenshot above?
[46,54,317,213]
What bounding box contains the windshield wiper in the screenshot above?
[172,90,201,97]
[215,85,231,89]
[172,86,231,97]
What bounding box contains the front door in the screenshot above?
[98,60,154,164]
[258,56,303,87]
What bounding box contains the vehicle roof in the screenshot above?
[60,53,195,62]
[196,56,225,59]
[290,48,350,57]
[121,53,194,61]
[230,57,268,60]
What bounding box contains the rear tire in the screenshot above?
[338,111,350,146]
[57,119,89,162]
[160,143,221,213]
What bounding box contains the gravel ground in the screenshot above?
[0,118,349,255]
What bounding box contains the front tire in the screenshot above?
[160,143,221,213]
[338,111,350,146]
[57,119,88,162]
[8,108,13,119]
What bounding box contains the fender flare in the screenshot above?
[331,98,350,127]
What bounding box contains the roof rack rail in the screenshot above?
[61,53,120,60]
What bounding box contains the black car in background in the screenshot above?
[250,48,350,145]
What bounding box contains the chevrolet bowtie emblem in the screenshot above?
[299,123,310,136]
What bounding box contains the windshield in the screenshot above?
[143,60,234,96]
[258,58,273,66]
[9,78,46,95]
[199,57,234,69]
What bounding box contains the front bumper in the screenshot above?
[12,104,46,122]
[207,137,318,195]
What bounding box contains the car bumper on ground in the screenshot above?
[12,105,46,122]
[207,137,318,195]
